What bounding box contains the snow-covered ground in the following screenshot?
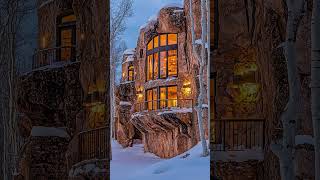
[111,140,210,180]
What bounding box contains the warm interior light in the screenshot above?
[234,62,258,76]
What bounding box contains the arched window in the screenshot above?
[57,13,76,62]
[146,34,178,81]
[128,64,134,81]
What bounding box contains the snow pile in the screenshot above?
[120,101,132,106]
[161,3,184,9]
[131,112,144,119]
[31,126,69,138]
[69,159,108,177]
[122,55,135,64]
[295,135,314,145]
[123,49,136,55]
[111,140,162,180]
[157,108,193,115]
[126,141,210,180]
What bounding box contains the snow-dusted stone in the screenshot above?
[69,159,108,179]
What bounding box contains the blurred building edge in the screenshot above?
[210,0,315,180]
[14,0,110,179]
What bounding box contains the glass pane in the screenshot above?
[160,34,167,46]
[168,50,177,76]
[147,39,153,50]
[168,34,177,45]
[160,51,167,78]
[154,36,159,48]
[153,88,158,110]
[159,87,167,109]
[147,90,153,110]
[147,55,153,81]
[128,65,134,81]
[168,86,177,108]
[154,53,159,79]
[60,29,72,61]
[61,14,76,23]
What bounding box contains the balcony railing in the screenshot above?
[134,99,194,112]
[32,46,76,69]
[77,126,109,163]
[211,118,265,151]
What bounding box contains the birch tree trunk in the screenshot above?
[189,0,209,157]
[270,0,305,179]
[311,0,320,179]
[206,0,211,151]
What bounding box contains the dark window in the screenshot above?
[140,49,143,58]
[57,13,76,62]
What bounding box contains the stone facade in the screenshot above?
[15,0,110,179]
[211,0,315,179]
[115,1,208,159]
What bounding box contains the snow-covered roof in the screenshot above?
[122,55,135,64]
[123,49,136,55]
[161,3,184,9]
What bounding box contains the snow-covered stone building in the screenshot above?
[15,0,110,179]
[115,2,209,159]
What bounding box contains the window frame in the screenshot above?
[145,85,178,110]
[145,33,178,82]
[127,64,134,81]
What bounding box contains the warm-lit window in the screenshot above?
[146,34,178,81]
[168,34,177,45]
[168,86,178,107]
[168,50,177,76]
[128,65,134,81]
[147,39,153,50]
[146,86,178,110]
[154,36,159,48]
[58,13,76,62]
[154,52,159,79]
[147,55,153,81]
[160,34,167,46]
[160,51,167,78]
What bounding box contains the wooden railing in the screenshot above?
[211,118,265,151]
[32,46,76,69]
[78,126,109,163]
[134,99,194,112]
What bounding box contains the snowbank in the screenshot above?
[126,141,210,180]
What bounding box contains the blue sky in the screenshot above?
[121,0,184,49]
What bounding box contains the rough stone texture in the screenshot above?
[69,159,108,179]
[115,1,208,159]
[16,0,110,179]
[211,0,315,179]
[213,160,264,180]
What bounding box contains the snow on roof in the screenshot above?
[122,55,135,64]
[158,108,193,115]
[31,126,70,138]
[123,49,136,55]
[39,0,55,9]
[120,101,132,106]
[162,3,184,9]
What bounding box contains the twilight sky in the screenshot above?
[121,0,184,49]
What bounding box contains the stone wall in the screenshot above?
[211,0,315,179]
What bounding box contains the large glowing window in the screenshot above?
[57,13,76,62]
[128,65,134,81]
[145,86,178,110]
[146,34,178,81]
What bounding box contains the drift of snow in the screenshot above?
[31,126,69,138]
[127,141,209,180]
[123,49,136,55]
[157,108,193,115]
[111,140,162,180]
[120,101,132,106]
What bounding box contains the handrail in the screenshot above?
[211,118,266,151]
[32,46,77,69]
